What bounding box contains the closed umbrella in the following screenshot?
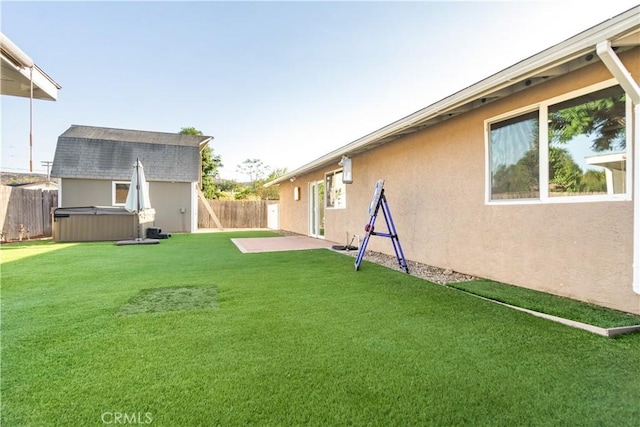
[125,158,151,213]
[125,158,153,240]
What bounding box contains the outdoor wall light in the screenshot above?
[293,186,300,201]
[290,176,296,182]
[340,156,353,184]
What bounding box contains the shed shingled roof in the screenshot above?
[51,125,212,182]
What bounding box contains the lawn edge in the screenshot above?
[449,287,640,337]
[334,247,640,336]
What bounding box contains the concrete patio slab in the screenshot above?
[231,236,336,253]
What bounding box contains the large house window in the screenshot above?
[487,80,630,203]
[325,169,346,209]
[112,181,130,206]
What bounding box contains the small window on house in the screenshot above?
[325,170,346,209]
[113,181,130,206]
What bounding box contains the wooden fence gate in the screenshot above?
[0,186,58,241]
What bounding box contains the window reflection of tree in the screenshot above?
[491,85,625,198]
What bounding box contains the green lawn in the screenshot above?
[2,232,639,426]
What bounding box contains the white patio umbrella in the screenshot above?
[125,158,151,213]
[125,158,152,240]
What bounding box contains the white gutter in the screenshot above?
[596,40,640,295]
[0,32,34,67]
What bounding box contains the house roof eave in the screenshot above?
[265,5,640,187]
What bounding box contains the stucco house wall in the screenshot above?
[276,48,639,315]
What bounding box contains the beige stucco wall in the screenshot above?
[278,49,640,315]
[60,179,112,206]
[148,181,193,233]
[59,178,193,233]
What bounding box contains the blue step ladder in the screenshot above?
[355,180,409,273]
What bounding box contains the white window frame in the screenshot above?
[485,79,632,205]
[325,169,347,209]
[112,181,130,206]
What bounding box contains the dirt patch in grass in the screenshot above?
[116,286,217,316]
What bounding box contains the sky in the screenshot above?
[1,0,638,181]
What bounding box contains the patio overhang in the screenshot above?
[1,33,61,101]
[265,6,640,187]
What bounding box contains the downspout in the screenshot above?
[29,65,34,172]
[596,41,640,295]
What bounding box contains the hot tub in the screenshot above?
[52,206,155,242]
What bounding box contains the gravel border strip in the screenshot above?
[334,248,476,285]
[276,230,475,285]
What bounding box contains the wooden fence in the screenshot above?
[198,199,274,229]
[0,186,58,241]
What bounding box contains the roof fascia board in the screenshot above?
[63,125,213,146]
[33,64,62,90]
[266,7,640,187]
[0,56,60,100]
[199,137,213,150]
[29,65,61,100]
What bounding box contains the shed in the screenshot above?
[51,125,212,234]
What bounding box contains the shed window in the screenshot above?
[112,181,130,206]
[487,80,630,203]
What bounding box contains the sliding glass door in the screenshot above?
[309,181,325,238]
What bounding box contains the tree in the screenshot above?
[237,158,269,189]
[492,147,539,198]
[179,127,223,199]
[217,179,240,193]
[548,92,626,152]
[179,127,202,137]
[581,169,606,193]
[546,89,625,195]
[548,146,582,193]
[256,168,287,200]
